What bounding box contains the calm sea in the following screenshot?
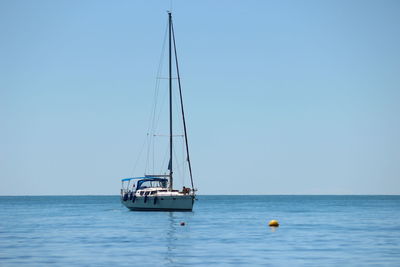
[0,195,399,266]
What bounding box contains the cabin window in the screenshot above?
[137,179,167,189]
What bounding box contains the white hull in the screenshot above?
[121,194,194,211]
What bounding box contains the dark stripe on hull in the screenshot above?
[128,207,193,212]
[121,195,194,212]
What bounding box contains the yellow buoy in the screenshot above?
[268,220,279,227]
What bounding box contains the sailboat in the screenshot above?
[120,12,196,211]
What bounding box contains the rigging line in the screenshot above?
[159,142,170,174]
[170,136,186,183]
[151,52,166,132]
[172,81,182,128]
[153,134,184,137]
[131,135,148,176]
[145,133,150,174]
[150,17,169,133]
[171,19,195,190]
[152,133,155,172]
[153,84,169,136]
[182,134,185,186]
[172,143,182,182]
[146,17,169,173]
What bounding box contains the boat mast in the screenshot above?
[168,11,173,191]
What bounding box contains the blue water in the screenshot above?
[0,196,399,266]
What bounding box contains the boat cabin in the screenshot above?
[121,177,167,195]
[121,176,191,202]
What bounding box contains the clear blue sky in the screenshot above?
[1,0,399,195]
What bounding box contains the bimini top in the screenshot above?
[121,177,167,182]
[121,177,168,190]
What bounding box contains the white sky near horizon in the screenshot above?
[1,0,400,195]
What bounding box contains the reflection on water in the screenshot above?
[165,212,177,265]
[164,211,195,265]
[269,226,278,233]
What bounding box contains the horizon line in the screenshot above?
[1,194,399,197]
